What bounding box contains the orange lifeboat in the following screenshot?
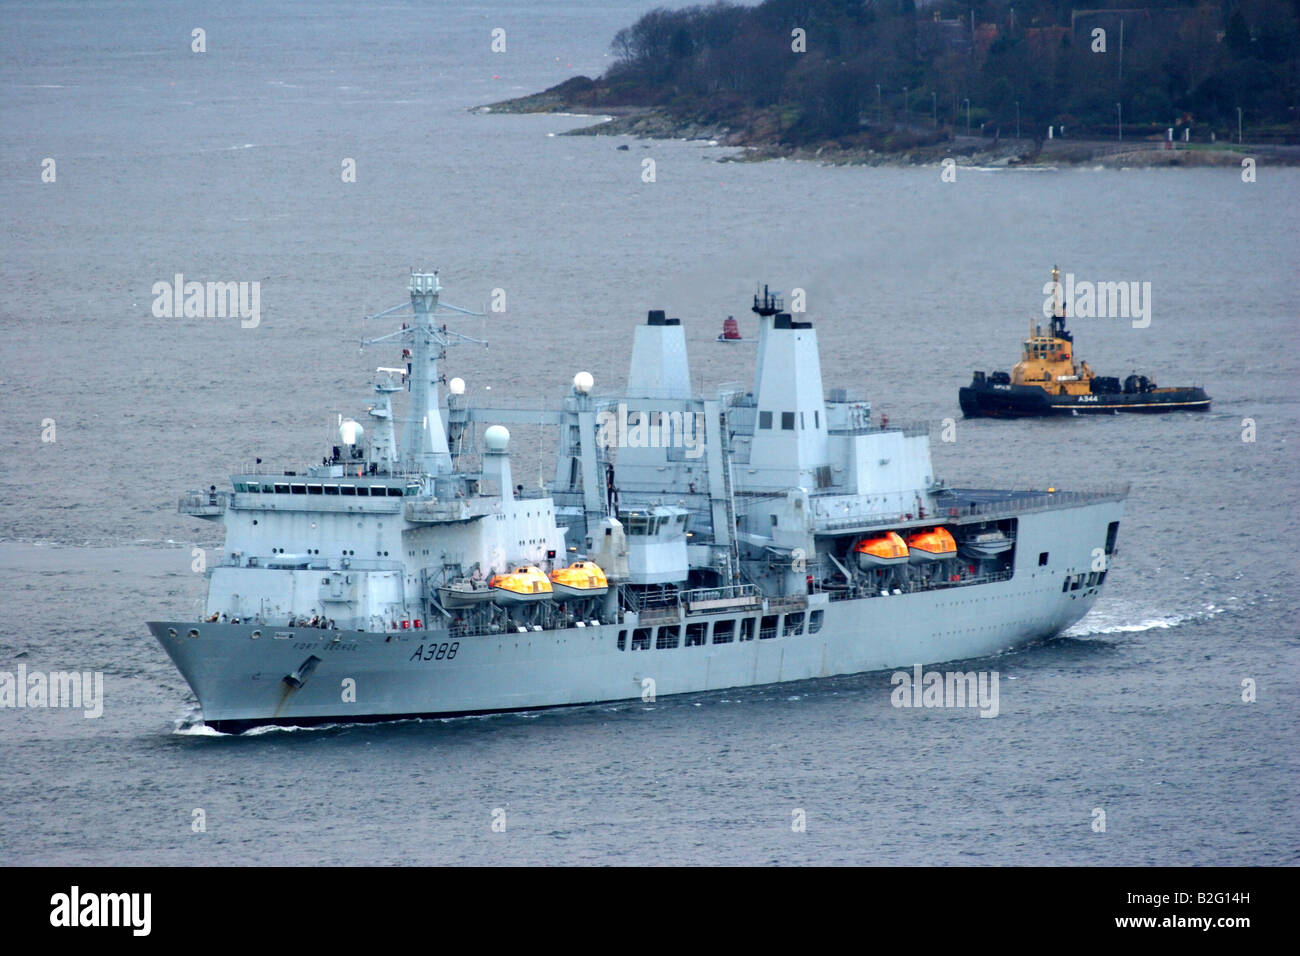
[854,532,909,569]
[906,527,957,563]
[549,561,609,600]
[488,565,553,604]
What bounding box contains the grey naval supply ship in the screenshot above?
[151,272,1127,732]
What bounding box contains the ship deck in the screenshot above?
[806,484,1127,535]
[936,485,1128,514]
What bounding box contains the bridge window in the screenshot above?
[356,487,369,497]
[685,622,708,647]
[808,610,824,634]
[759,615,778,640]
[712,619,735,644]
[323,485,339,495]
[759,411,773,429]
[274,484,289,494]
[631,628,652,650]
[739,617,756,641]
[783,612,805,637]
[656,626,679,649]
[387,487,403,497]
[341,485,356,496]
[1038,551,1049,566]
[291,484,306,495]
[781,412,795,430]
[307,485,322,495]
[617,629,626,650]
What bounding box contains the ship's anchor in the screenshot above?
[283,655,322,689]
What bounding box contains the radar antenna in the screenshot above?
[752,283,783,317]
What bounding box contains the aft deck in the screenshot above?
[808,483,1129,535]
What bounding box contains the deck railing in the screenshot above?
[813,484,1129,532]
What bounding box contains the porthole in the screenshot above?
[187,629,200,639]
[167,628,178,639]
[250,630,261,640]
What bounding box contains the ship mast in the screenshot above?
[361,270,486,476]
[1049,264,1070,340]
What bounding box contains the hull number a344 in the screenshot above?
[409,642,459,663]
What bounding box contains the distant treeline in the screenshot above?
[568,0,1298,144]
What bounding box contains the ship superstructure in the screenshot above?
[152,273,1127,732]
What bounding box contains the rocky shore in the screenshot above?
[477,81,1297,169]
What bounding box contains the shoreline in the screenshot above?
[476,90,1299,169]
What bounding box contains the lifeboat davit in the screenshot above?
[488,566,553,604]
[549,560,609,600]
[906,527,957,563]
[854,532,909,569]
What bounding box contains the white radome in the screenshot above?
[449,377,466,395]
[339,419,364,445]
[484,424,510,451]
[573,371,594,394]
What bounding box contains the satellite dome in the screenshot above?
[573,371,594,394]
[339,419,364,446]
[448,377,466,395]
[484,425,510,452]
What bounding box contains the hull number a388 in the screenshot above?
[409,642,459,663]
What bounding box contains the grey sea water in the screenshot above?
[1,1,1297,865]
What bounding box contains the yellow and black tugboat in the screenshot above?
[960,267,1211,418]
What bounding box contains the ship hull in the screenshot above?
[959,382,1210,418]
[149,500,1121,733]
